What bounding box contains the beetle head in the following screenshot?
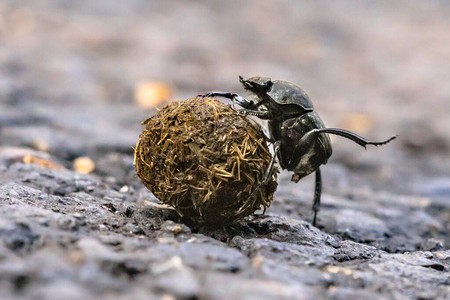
[239,76,315,120]
[239,76,273,94]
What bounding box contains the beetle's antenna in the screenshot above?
[317,128,397,148]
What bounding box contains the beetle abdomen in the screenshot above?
[275,112,332,179]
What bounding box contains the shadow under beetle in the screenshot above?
[200,76,397,226]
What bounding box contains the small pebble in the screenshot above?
[73,157,95,174]
[119,185,129,193]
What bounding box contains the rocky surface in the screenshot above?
[1,1,449,299]
[0,162,449,299]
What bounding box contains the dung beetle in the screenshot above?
[200,76,396,226]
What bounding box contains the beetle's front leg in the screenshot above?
[199,91,271,119]
[198,92,258,110]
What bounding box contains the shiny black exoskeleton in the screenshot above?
[201,76,396,226]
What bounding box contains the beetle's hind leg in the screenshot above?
[311,168,322,226]
[317,128,397,148]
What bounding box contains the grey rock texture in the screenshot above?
[1,1,449,299]
[0,162,449,299]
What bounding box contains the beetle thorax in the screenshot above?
[268,80,314,111]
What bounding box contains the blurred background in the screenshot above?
[0,0,449,203]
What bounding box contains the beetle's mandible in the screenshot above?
[200,76,397,226]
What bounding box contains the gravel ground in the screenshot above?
[0,1,449,299]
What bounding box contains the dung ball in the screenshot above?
[134,97,277,225]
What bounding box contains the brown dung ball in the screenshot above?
[134,97,277,225]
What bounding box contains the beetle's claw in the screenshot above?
[366,134,398,147]
[197,93,210,98]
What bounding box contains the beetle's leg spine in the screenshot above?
[237,109,270,119]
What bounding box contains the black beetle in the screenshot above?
[200,76,396,226]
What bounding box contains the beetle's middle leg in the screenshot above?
[234,140,279,214]
[262,141,280,186]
